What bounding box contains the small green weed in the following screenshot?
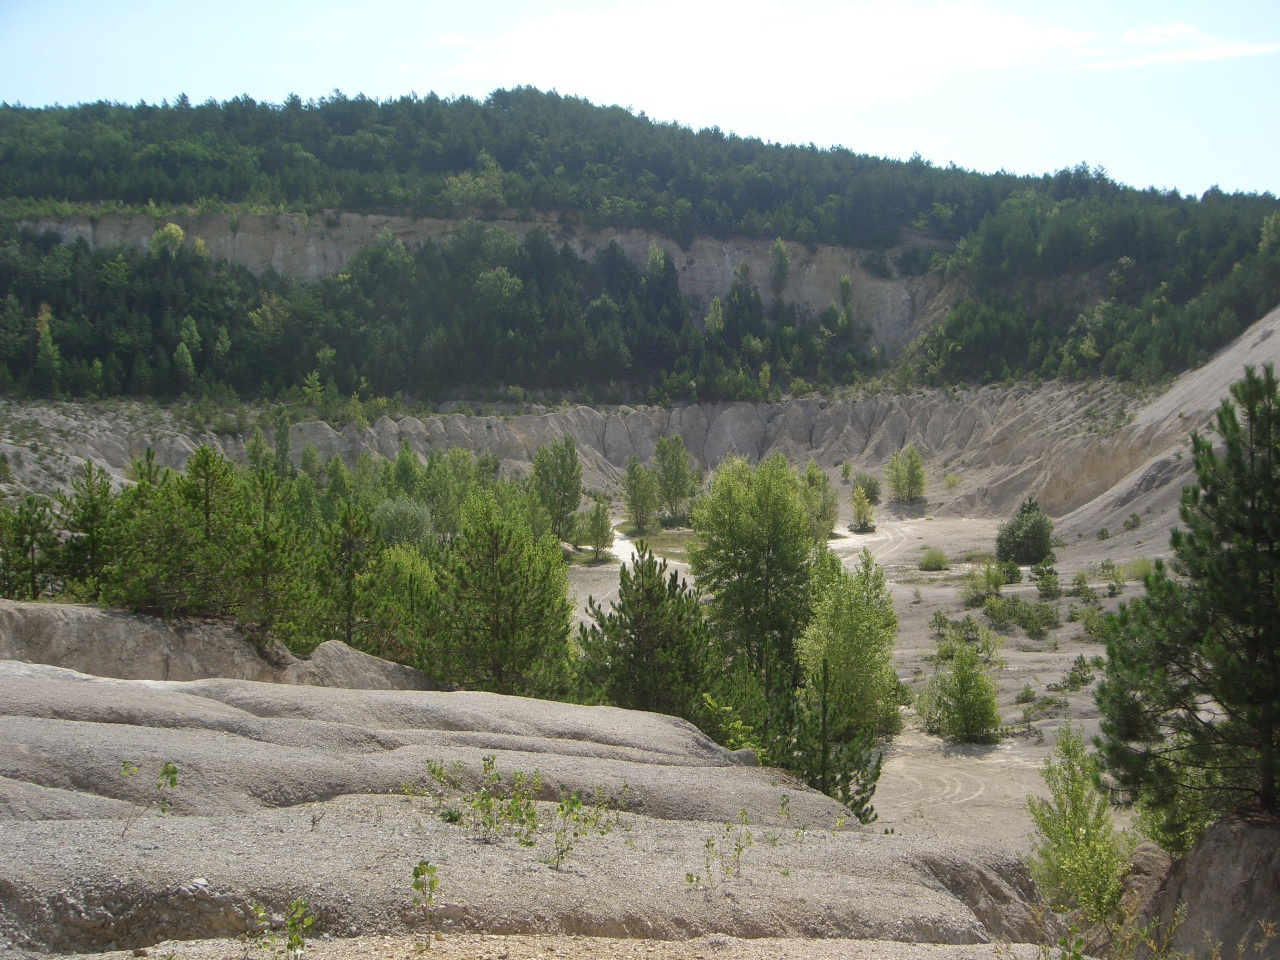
[120,760,179,838]
[463,755,542,846]
[411,860,440,943]
[285,899,313,959]
[544,784,623,869]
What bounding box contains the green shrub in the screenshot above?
[984,595,1016,632]
[1118,557,1152,582]
[996,499,1055,565]
[1046,655,1097,693]
[1031,562,1061,600]
[1015,683,1036,704]
[1071,570,1099,604]
[1123,512,1142,531]
[851,472,880,504]
[1096,527,1111,541]
[919,547,949,571]
[929,609,950,637]
[920,643,1002,743]
[997,560,1023,584]
[960,564,1004,608]
[1016,600,1061,640]
[1026,724,1131,922]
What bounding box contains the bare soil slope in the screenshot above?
[0,659,1047,956]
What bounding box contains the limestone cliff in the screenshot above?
[18,212,955,354]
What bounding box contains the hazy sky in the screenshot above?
[2,0,1278,196]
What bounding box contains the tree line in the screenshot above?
[0,87,1039,248]
[0,221,872,404]
[0,434,901,820]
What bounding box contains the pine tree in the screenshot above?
[577,544,713,724]
[435,490,573,697]
[271,405,294,478]
[1098,364,1280,833]
[58,461,117,596]
[0,496,58,599]
[319,499,378,648]
[237,469,304,640]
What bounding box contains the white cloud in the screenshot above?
[1075,42,1280,71]
[420,2,1278,132]
[1077,18,1280,71]
[1122,21,1201,46]
[436,0,1095,119]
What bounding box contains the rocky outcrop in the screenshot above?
[0,600,430,690]
[1143,816,1280,959]
[17,212,952,353]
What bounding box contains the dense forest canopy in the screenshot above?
[1,86,1278,400]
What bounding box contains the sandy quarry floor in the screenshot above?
[570,511,1140,848]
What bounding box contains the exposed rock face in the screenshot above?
[0,600,430,690]
[18,212,951,353]
[0,381,1194,521]
[1144,817,1280,959]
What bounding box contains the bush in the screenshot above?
[919,547,949,571]
[1031,561,1061,600]
[997,560,1023,584]
[1123,512,1142,531]
[850,484,876,533]
[1071,570,1099,603]
[960,564,1004,608]
[851,472,880,503]
[1017,600,1061,640]
[984,595,1015,632]
[996,499,1055,565]
[1026,724,1131,922]
[920,643,1002,742]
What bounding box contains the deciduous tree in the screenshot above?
[532,435,581,543]
[652,434,698,524]
[622,455,658,533]
[690,454,816,724]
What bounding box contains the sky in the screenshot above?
[2,0,1278,197]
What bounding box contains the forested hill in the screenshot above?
[1,87,1279,402]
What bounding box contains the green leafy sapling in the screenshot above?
[462,755,542,845]
[120,760,179,838]
[285,899,313,959]
[411,859,440,943]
